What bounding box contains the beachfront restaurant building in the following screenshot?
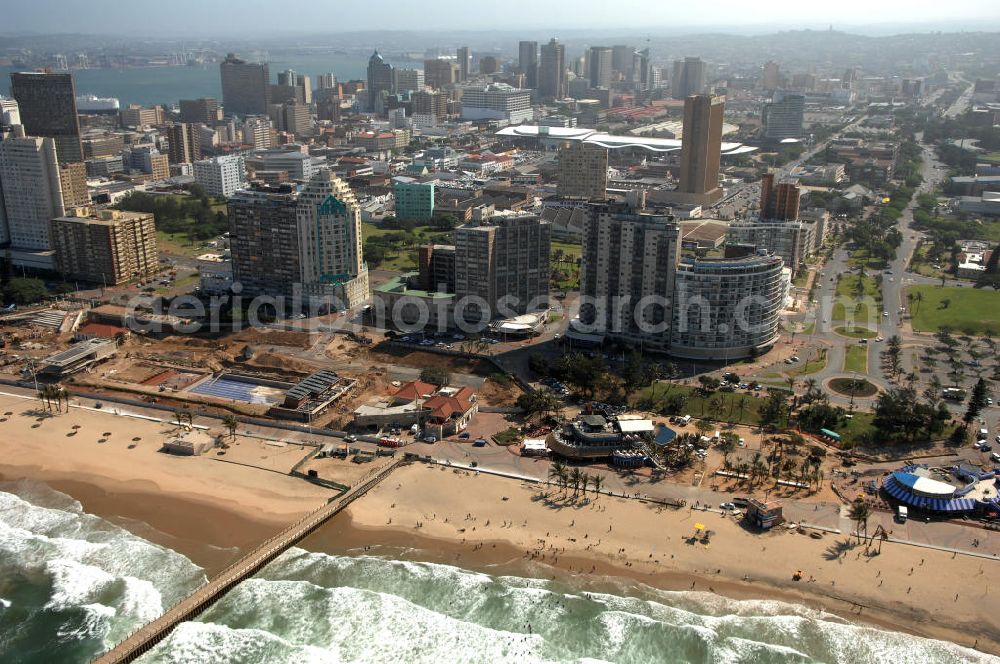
[881,464,1000,517]
[547,414,656,460]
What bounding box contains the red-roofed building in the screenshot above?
[422,386,478,438]
[74,323,130,342]
[392,380,437,403]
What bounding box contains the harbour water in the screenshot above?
[0,53,412,108]
[0,481,995,663]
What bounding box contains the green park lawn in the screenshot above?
[834,326,876,339]
[907,286,1000,335]
[843,345,868,373]
[637,383,777,426]
[833,274,880,323]
[792,349,828,376]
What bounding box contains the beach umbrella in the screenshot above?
[694,522,705,531]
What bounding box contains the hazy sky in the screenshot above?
[5,0,1000,35]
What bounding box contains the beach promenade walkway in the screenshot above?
[93,458,404,664]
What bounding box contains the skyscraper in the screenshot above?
[671,57,707,100]
[179,98,220,124]
[9,71,82,163]
[366,50,395,113]
[677,94,725,205]
[761,91,805,141]
[277,70,312,104]
[220,54,271,116]
[539,38,566,100]
[557,142,608,199]
[296,168,369,308]
[229,183,302,298]
[611,45,635,78]
[518,41,539,89]
[761,61,781,91]
[166,123,201,164]
[633,49,653,94]
[394,68,425,93]
[588,47,613,89]
[50,209,158,285]
[424,59,458,89]
[456,47,472,81]
[0,127,67,265]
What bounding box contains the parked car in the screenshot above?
[424,436,438,443]
[719,502,736,510]
[473,438,487,447]
[458,432,471,439]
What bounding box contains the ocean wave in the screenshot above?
[0,481,205,662]
[140,548,997,664]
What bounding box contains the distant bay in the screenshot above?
[0,53,413,108]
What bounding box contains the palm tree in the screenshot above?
[570,468,583,496]
[579,473,589,496]
[223,414,238,440]
[548,460,566,488]
[38,387,50,411]
[848,497,871,545]
[590,474,603,498]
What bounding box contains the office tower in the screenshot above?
[578,203,681,352]
[456,47,472,81]
[759,173,801,221]
[459,84,532,124]
[119,104,163,128]
[179,98,220,124]
[167,123,201,164]
[9,71,83,163]
[413,90,448,119]
[670,253,784,359]
[317,73,337,90]
[393,177,435,222]
[0,98,20,126]
[761,61,781,90]
[58,162,89,207]
[395,68,425,93]
[454,214,550,325]
[50,208,158,285]
[677,94,724,205]
[612,45,635,77]
[479,56,499,76]
[366,50,395,113]
[282,102,313,137]
[557,142,608,199]
[761,91,804,141]
[193,154,246,197]
[220,53,271,116]
[633,49,653,93]
[539,38,567,100]
[296,168,369,308]
[241,117,272,149]
[671,57,707,100]
[518,41,539,88]
[0,127,67,262]
[228,183,302,297]
[277,70,312,104]
[588,47,613,89]
[424,58,459,89]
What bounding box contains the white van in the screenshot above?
[679,415,692,426]
[979,428,990,440]
[896,505,908,523]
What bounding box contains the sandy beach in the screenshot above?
[306,462,1000,656]
[0,392,334,574]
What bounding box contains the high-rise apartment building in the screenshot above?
[556,142,608,199]
[59,162,89,208]
[0,128,68,267]
[577,203,681,352]
[518,41,539,89]
[220,54,271,116]
[241,116,273,149]
[296,168,369,308]
[9,71,83,163]
[317,73,337,90]
[759,173,801,221]
[228,183,302,298]
[761,91,804,141]
[726,220,811,274]
[459,84,532,124]
[366,50,395,113]
[456,47,472,81]
[50,208,158,285]
[588,47,613,89]
[612,45,635,78]
[166,123,201,164]
[454,214,551,324]
[393,177,435,222]
[539,39,567,100]
[179,98,220,124]
[193,154,246,197]
[671,57,707,100]
[676,94,725,205]
[424,59,459,90]
[670,254,784,359]
[0,98,20,126]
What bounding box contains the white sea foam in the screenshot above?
[0,597,10,609]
